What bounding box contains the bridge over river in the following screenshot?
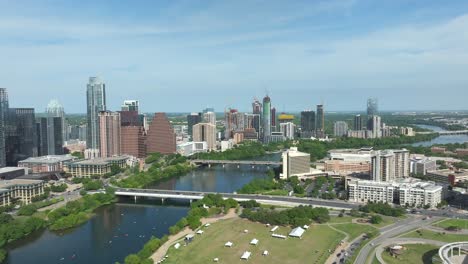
[191,159,282,166]
[115,188,357,210]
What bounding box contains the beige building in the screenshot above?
[324,160,371,176]
[281,147,310,179]
[371,149,410,182]
[348,179,395,204]
[192,123,217,150]
[67,156,128,177]
[0,180,45,206]
[18,155,77,173]
[99,111,121,158]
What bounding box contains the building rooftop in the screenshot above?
[18,155,76,164]
[71,156,129,166]
[0,167,27,174]
[0,179,44,189]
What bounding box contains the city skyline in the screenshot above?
[1,0,468,112]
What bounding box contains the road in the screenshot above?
[354,216,442,264]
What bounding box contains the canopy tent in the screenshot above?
[270,226,279,232]
[225,241,233,247]
[241,251,251,260]
[263,250,269,256]
[289,227,305,238]
[272,233,287,239]
[174,243,181,249]
[196,230,204,235]
[250,239,259,245]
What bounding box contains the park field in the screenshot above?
[434,219,468,230]
[402,229,468,243]
[381,244,439,264]
[164,218,345,264]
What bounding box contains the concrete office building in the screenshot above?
[46,99,67,142]
[334,121,348,137]
[0,179,45,205]
[67,156,128,177]
[281,147,310,179]
[316,104,325,138]
[99,111,121,158]
[324,160,371,176]
[147,113,176,154]
[121,100,139,112]
[328,148,373,163]
[369,115,381,138]
[398,181,442,208]
[348,180,395,204]
[410,157,436,175]
[177,142,208,156]
[0,167,29,180]
[279,122,296,140]
[425,169,468,186]
[18,155,76,173]
[193,123,216,150]
[262,96,271,142]
[252,99,262,114]
[121,126,146,158]
[187,112,202,139]
[86,77,106,150]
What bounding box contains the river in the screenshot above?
[5,156,278,264]
[411,124,468,146]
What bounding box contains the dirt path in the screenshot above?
[151,209,238,263]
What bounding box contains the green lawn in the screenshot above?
[165,218,345,264]
[434,219,468,230]
[329,216,354,224]
[402,229,468,243]
[381,244,439,264]
[332,223,377,241]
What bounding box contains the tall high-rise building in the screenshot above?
[252,99,262,114]
[147,113,176,154]
[46,117,64,155]
[354,114,363,130]
[262,95,271,142]
[224,109,244,139]
[86,77,106,150]
[371,149,410,182]
[6,108,37,165]
[202,107,214,113]
[271,107,277,128]
[369,115,382,138]
[0,88,8,167]
[203,111,216,126]
[121,126,146,158]
[99,111,121,157]
[187,112,202,139]
[300,110,315,136]
[316,104,325,138]
[279,122,296,140]
[333,121,348,137]
[367,97,378,130]
[36,118,48,156]
[46,99,67,142]
[121,100,139,112]
[193,123,216,150]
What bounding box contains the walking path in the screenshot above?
[150,209,238,263]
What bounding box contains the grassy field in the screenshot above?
[164,218,345,264]
[381,244,439,264]
[332,223,378,241]
[328,216,354,224]
[434,219,468,230]
[402,229,468,243]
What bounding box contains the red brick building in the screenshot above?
[147,113,176,154]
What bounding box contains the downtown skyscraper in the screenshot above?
[46,99,67,142]
[300,110,315,138]
[316,104,325,138]
[262,95,271,142]
[0,88,8,167]
[86,77,106,150]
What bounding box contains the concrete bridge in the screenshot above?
[114,188,357,210]
[417,130,468,135]
[191,159,282,167]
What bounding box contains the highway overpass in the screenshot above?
[114,188,358,210]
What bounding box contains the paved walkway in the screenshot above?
[150,209,238,263]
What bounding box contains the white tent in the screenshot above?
[303,225,309,229]
[174,243,180,249]
[289,227,305,238]
[241,251,251,260]
[196,230,204,235]
[263,250,269,256]
[272,234,287,239]
[250,239,259,245]
[225,241,233,247]
[270,226,279,232]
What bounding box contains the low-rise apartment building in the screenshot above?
[0,179,45,206]
[66,156,128,177]
[18,155,77,173]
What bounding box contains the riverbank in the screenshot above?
[151,208,239,263]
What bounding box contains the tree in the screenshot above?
[124,254,141,264]
[370,215,383,224]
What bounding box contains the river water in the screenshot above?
[5,157,278,264]
[411,124,468,146]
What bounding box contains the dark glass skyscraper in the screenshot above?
[86,77,106,150]
[6,108,37,166]
[187,112,202,139]
[0,88,8,167]
[354,114,363,130]
[316,104,325,137]
[300,110,316,133]
[367,97,378,130]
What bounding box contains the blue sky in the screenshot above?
[1,0,468,113]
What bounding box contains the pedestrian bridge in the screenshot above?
[191,159,282,166]
[114,188,357,210]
